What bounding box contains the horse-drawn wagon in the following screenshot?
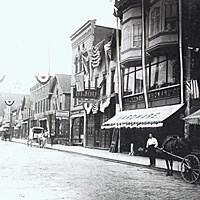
[0,126,12,141]
[27,127,47,148]
[158,136,200,184]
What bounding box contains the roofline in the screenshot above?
[70,19,96,40]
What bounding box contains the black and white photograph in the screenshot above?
[0,0,200,199]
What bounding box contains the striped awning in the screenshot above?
[184,109,200,125]
[101,104,183,129]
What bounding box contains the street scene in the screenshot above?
[1,0,200,199]
[0,140,200,200]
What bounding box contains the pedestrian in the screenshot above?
[146,133,158,167]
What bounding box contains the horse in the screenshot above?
[161,136,192,176]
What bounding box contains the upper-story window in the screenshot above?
[150,56,179,90]
[122,26,131,50]
[111,69,115,94]
[123,66,143,96]
[164,3,177,31]
[150,6,161,36]
[133,24,142,47]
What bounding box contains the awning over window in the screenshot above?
[184,109,200,125]
[101,104,183,129]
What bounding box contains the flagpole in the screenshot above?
[142,0,148,109]
[115,9,123,112]
[178,0,184,104]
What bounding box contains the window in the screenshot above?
[150,6,161,35]
[102,74,107,96]
[123,66,143,96]
[111,70,115,94]
[123,26,131,50]
[150,56,179,90]
[133,24,142,47]
[165,3,177,31]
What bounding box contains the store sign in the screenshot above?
[73,88,99,99]
[124,86,180,104]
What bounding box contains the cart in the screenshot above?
[158,147,200,184]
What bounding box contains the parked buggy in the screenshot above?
[0,127,12,141]
[27,127,45,147]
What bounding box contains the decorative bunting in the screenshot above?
[35,75,51,85]
[0,75,6,83]
[92,101,100,114]
[91,45,101,68]
[83,103,93,115]
[4,100,14,106]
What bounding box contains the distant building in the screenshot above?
[30,74,71,144]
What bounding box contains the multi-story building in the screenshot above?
[70,20,119,148]
[30,74,71,144]
[102,0,200,153]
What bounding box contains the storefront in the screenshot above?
[184,109,200,151]
[102,104,185,154]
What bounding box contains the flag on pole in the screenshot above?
[75,75,84,92]
[82,51,89,75]
[0,75,6,83]
[21,96,26,111]
[186,80,200,99]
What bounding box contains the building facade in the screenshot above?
[70,20,119,148]
[30,74,71,144]
[101,0,200,154]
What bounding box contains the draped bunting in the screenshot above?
[91,45,101,68]
[83,103,93,115]
[0,75,6,83]
[4,100,14,106]
[92,101,100,114]
[35,75,51,85]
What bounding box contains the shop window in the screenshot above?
[150,6,161,36]
[133,24,142,47]
[164,3,177,31]
[123,66,143,96]
[122,26,131,50]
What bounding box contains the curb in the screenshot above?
[11,139,174,174]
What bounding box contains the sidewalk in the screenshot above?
[11,138,182,172]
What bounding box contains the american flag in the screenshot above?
[0,75,6,83]
[92,101,99,114]
[186,80,200,99]
[82,51,89,75]
[91,45,101,68]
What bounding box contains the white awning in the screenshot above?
[101,104,183,129]
[184,109,200,125]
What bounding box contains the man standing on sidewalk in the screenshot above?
[146,133,158,167]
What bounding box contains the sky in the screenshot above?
[0,0,116,94]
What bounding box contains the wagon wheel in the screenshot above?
[181,154,200,184]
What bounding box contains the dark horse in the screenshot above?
[161,136,192,176]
